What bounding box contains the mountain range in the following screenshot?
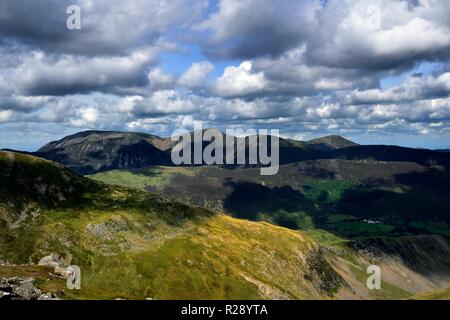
[21,130,450,174]
[1,130,450,300]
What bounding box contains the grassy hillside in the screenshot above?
[2,151,449,300]
[0,151,344,299]
[90,162,450,240]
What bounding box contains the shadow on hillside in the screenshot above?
[394,168,450,192]
[348,235,450,279]
[220,176,450,279]
[223,181,318,230]
[334,169,450,222]
[219,168,450,241]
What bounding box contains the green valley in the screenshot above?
[2,131,450,301]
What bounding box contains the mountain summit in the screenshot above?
[308,135,358,150]
[36,131,172,174]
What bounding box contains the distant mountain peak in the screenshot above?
[35,130,173,174]
[307,135,358,149]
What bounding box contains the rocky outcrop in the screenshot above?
[0,277,58,300]
[304,248,346,296]
[38,254,73,278]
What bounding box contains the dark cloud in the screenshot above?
[0,0,207,56]
[14,49,159,96]
[195,0,316,59]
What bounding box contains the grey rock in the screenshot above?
[12,280,41,300]
[0,277,57,300]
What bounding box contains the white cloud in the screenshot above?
[116,96,144,113]
[348,72,450,105]
[309,0,450,69]
[0,110,14,122]
[371,17,450,57]
[132,90,197,115]
[148,68,175,90]
[69,107,99,127]
[178,61,214,89]
[215,61,267,97]
[315,79,352,90]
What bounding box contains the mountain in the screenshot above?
[20,129,450,238]
[0,151,344,299]
[1,151,450,299]
[32,130,450,175]
[35,131,172,174]
[329,145,450,167]
[307,135,358,150]
[30,130,360,174]
[0,150,95,208]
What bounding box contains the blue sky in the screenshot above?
[380,62,441,89]
[1,0,450,150]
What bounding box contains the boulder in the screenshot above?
[0,277,58,300]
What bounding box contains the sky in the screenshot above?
[1,0,450,151]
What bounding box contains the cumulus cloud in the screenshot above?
[197,0,450,71]
[307,0,450,70]
[215,61,268,97]
[178,61,214,89]
[347,72,450,105]
[126,90,198,116]
[147,68,176,90]
[69,107,99,127]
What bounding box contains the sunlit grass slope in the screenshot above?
[0,151,342,300]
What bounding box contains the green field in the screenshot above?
[90,165,450,241]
